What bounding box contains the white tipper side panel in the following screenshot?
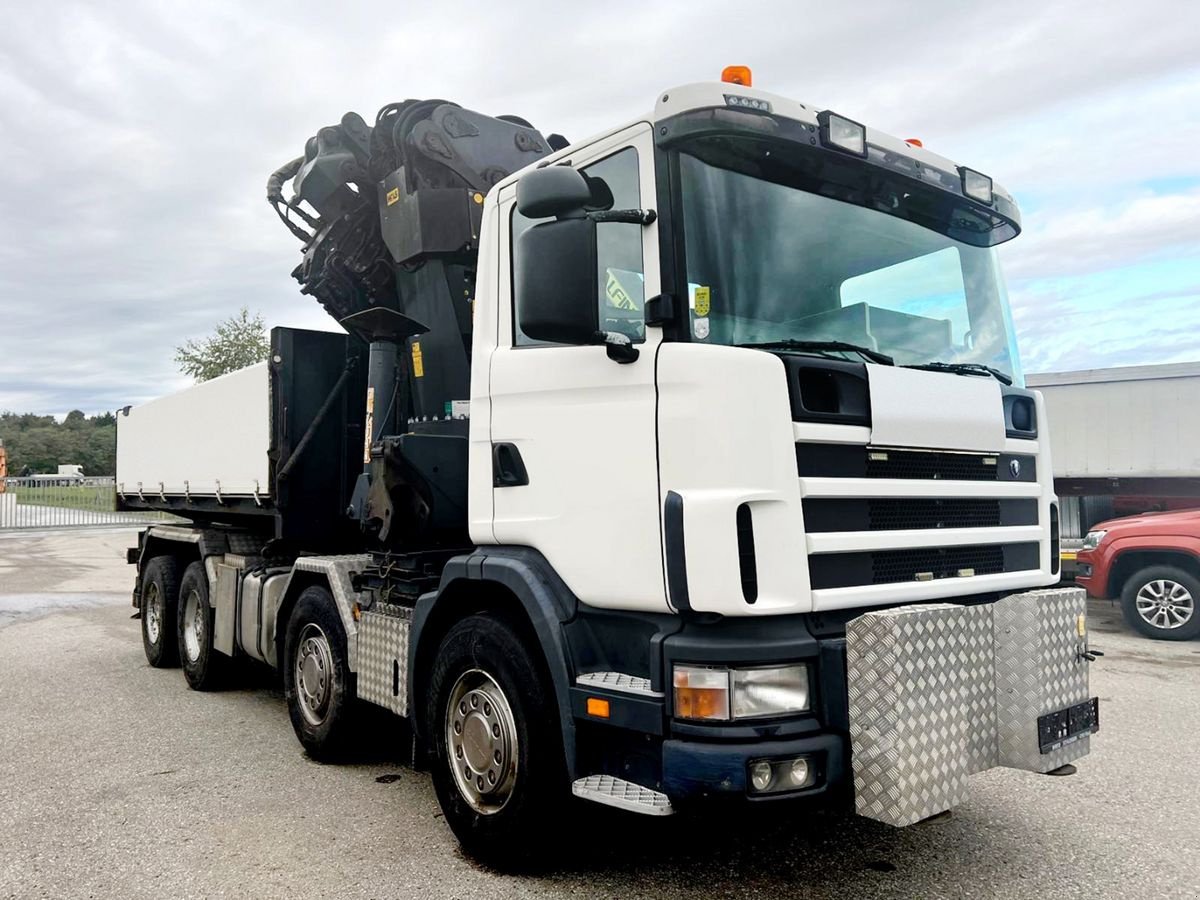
[657,345,810,615]
[116,363,269,496]
[865,364,1004,452]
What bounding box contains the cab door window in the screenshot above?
[512,147,644,345]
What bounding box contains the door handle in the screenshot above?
[492,443,529,487]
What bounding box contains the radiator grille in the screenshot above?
[807,543,1041,590]
[872,545,1004,584]
[865,449,998,481]
[869,498,1001,530]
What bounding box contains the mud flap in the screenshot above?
[847,588,1093,827]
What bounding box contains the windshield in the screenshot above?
[677,139,1024,384]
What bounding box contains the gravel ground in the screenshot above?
[1,528,1198,899]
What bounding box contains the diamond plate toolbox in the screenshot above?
[356,603,411,716]
[847,588,1092,827]
[994,587,1091,773]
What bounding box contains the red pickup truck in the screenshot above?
[1076,508,1200,641]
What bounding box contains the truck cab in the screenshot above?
[119,74,1095,865]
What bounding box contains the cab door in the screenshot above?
[487,124,666,612]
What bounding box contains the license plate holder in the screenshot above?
[1037,698,1099,754]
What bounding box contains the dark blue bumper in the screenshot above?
[661,732,846,801]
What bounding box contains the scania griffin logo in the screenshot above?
[1009,459,1021,479]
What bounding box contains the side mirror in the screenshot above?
[516,166,592,219]
[516,216,598,345]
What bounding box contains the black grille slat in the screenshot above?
[796,444,1036,482]
[865,449,997,481]
[871,545,1003,584]
[803,498,1038,533]
[807,542,1041,590]
[868,498,999,530]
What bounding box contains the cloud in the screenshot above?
[0,0,1197,414]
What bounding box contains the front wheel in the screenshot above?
[283,586,357,760]
[1120,566,1200,641]
[427,613,566,866]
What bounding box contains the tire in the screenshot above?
[177,561,230,690]
[427,612,566,867]
[1120,565,1200,641]
[141,556,180,668]
[283,586,358,761]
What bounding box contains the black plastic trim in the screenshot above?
[491,442,529,487]
[1002,386,1039,439]
[664,491,691,612]
[782,356,871,426]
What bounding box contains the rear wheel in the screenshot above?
[141,556,180,668]
[283,586,357,760]
[1120,566,1200,641]
[427,613,565,867]
[177,561,229,690]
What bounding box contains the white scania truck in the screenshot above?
[118,70,1098,863]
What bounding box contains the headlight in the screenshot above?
[1081,530,1108,551]
[732,665,810,719]
[673,664,810,721]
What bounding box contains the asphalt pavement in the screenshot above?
[1,528,1198,899]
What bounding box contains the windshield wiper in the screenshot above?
[736,340,894,366]
[904,361,1013,385]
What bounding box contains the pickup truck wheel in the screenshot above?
[178,561,229,690]
[141,556,180,668]
[427,613,565,868]
[1121,566,1200,641]
[283,587,357,761]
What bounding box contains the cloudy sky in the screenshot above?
[1,0,1198,416]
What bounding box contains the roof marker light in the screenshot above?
[721,65,752,86]
[817,110,867,158]
[905,138,924,147]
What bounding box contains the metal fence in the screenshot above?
[0,476,175,530]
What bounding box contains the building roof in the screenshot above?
[1028,361,1200,387]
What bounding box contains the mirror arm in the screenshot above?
[587,208,657,226]
[595,331,640,364]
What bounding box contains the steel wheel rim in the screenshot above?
[1135,579,1194,630]
[295,623,334,727]
[144,581,162,645]
[445,669,519,815]
[182,588,204,662]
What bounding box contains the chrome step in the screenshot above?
[575,671,662,697]
[571,775,674,816]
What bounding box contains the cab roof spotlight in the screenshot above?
[960,167,994,205]
[817,110,867,158]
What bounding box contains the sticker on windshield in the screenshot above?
[694,285,711,317]
[693,317,710,340]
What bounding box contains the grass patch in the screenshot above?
[9,484,116,512]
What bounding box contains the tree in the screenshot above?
[175,307,270,382]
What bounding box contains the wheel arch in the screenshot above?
[409,548,580,778]
[1108,548,1200,598]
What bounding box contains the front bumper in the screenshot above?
[662,733,846,802]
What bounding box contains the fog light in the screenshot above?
[748,756,817,794]
[750,761,773,792]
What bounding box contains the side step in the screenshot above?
[571,775,674,816]
[575,671,663,697]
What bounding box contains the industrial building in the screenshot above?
[1028,362,1200,565]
